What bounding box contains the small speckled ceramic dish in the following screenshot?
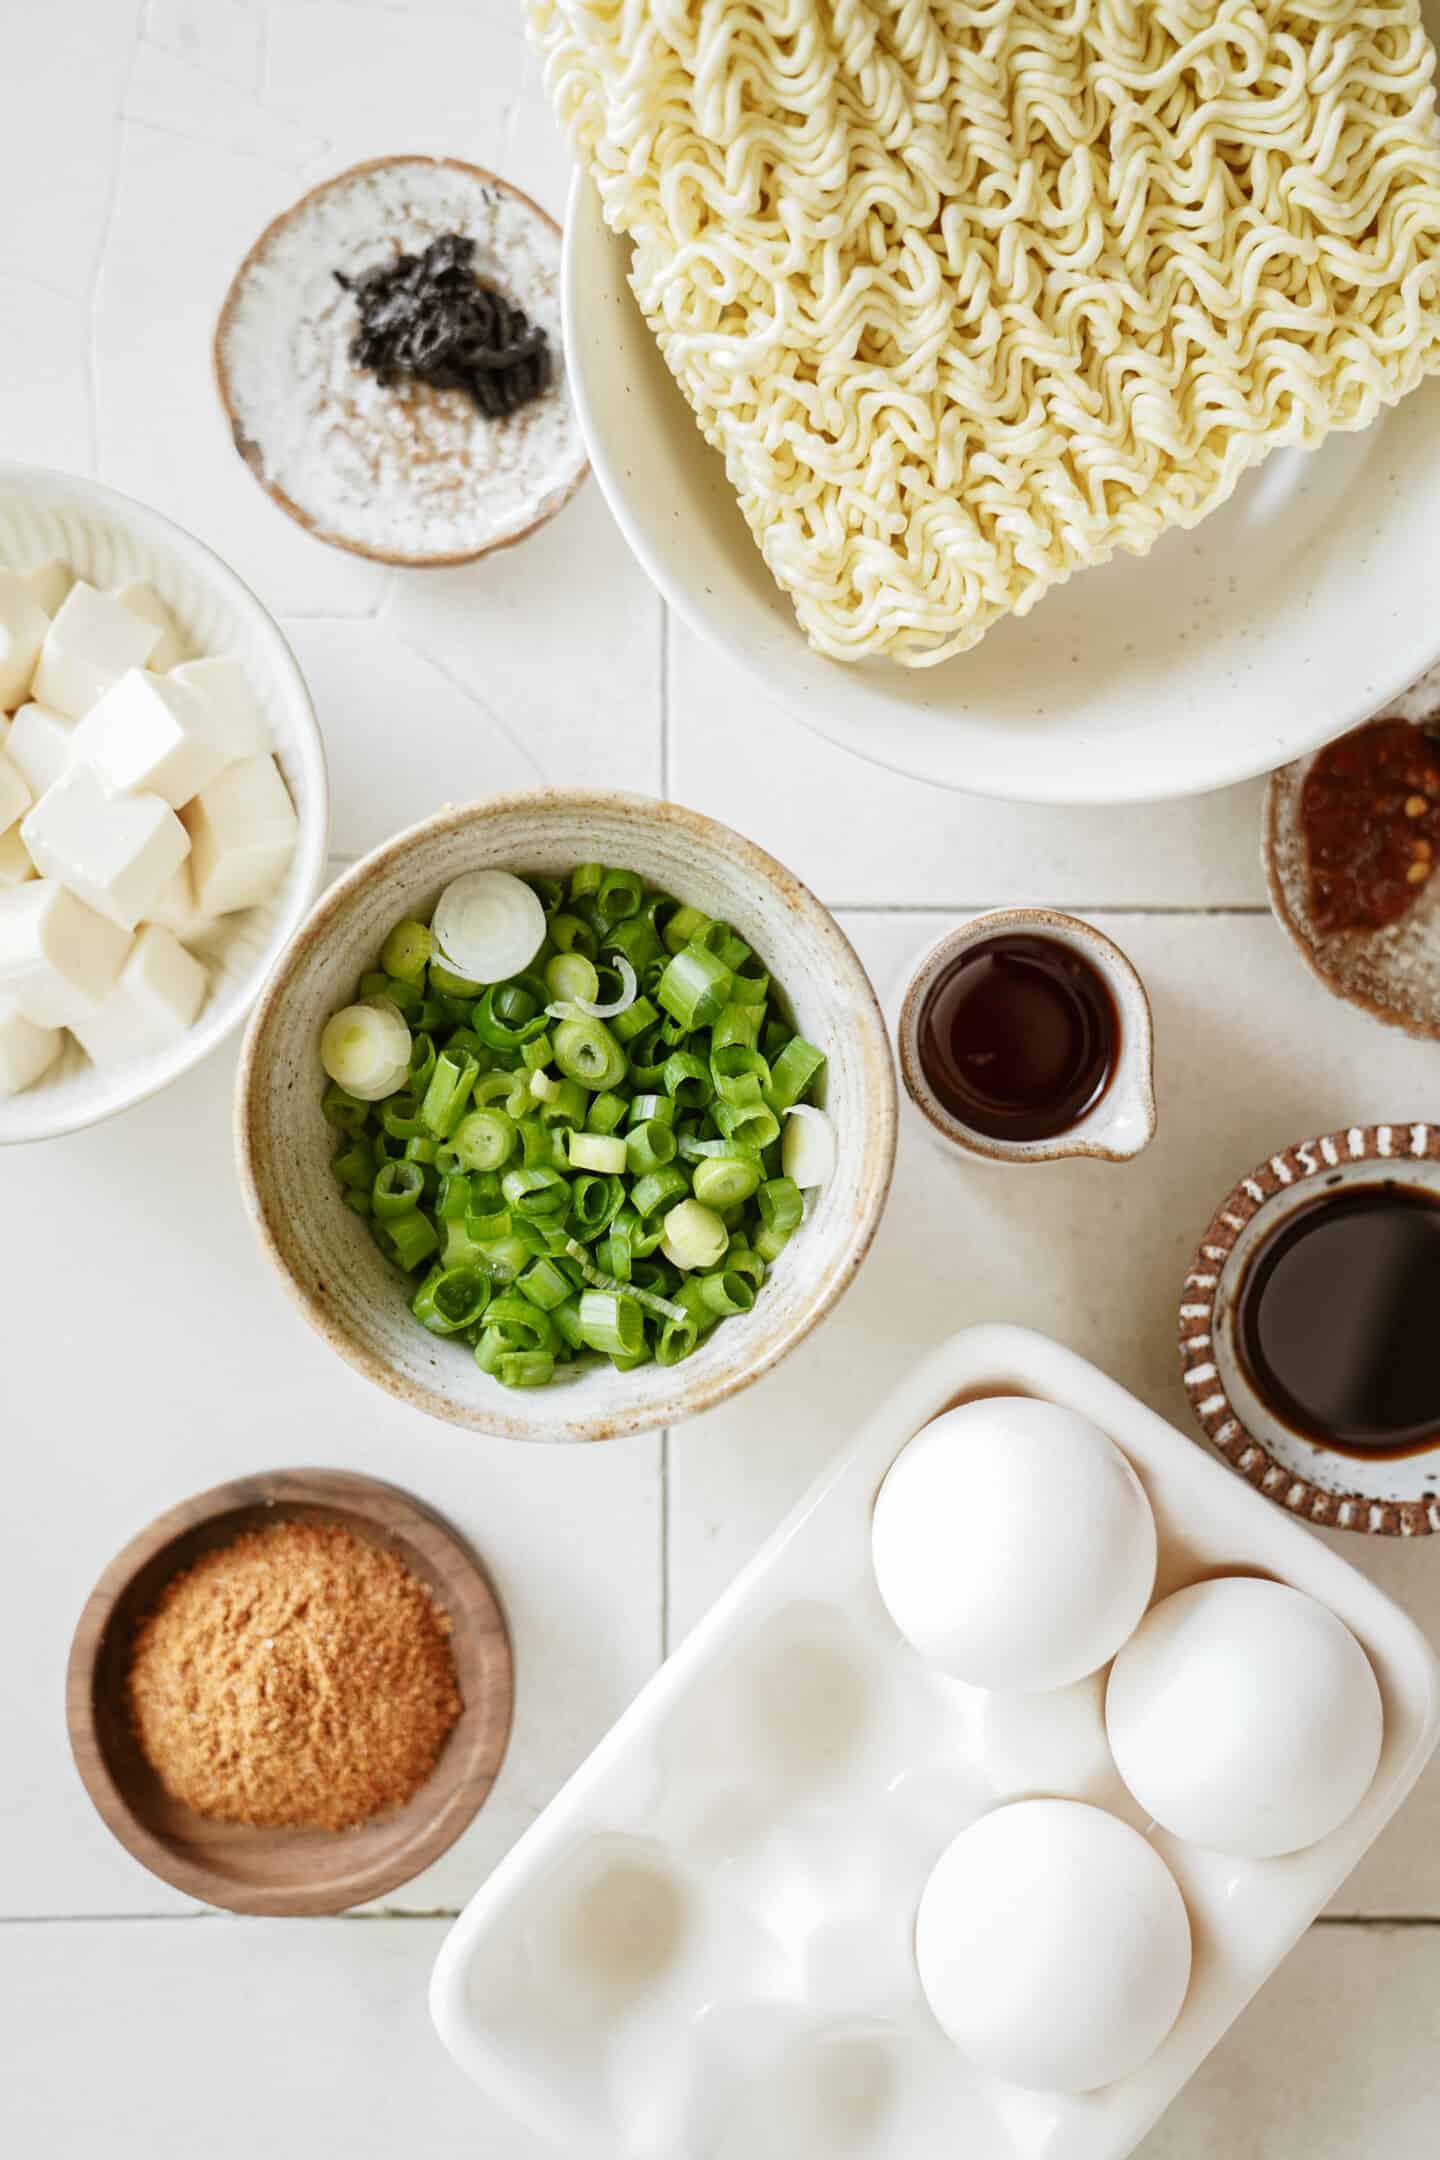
[1179,1123,1440,1536]
[1264,662,1440,1041]
[236,791,896,1443]
[895,909,1156,1166]
[216,156,588,567]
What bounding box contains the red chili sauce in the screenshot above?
[1300,717,1440,935]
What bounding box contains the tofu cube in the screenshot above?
[181,754,297,916]
[0,568,52,709]
[5,702,76,797]
[0,827,35,887]
[111,580,186,672]
[0,996,62,1097]
[31,581,162,719]
[22,764,189,932]
[21,558,74,617]
[0,749,31,833]
[0,879,131,1027]
[69,923,208,1065]
[145,859,214,944]
[168,656,271,764]
[70,668,226,809]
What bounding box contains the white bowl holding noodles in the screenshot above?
[236,791,897,1444]
[0,463,328,1145]
[562,170,1440,807]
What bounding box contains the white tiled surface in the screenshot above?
[1,6,1437,2158]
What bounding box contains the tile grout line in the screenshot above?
[5,1908,1440,1928]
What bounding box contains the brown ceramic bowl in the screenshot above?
[1178,1124,1440,1536]
[236,791,897,1443]
[66,1468,513,1913]
[215,156,589,566]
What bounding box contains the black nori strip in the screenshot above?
[334,232,551,419]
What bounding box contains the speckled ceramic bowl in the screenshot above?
[1179,1123,1440,1536]
[236,792,896,1443]
[1264,663,1440,1042]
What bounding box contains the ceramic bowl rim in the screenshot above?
[1177,1121,1440,1535]
[234,788,898,1443]
[0,459,329,1144]
[895,906,1157,1164]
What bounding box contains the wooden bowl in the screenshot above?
[66,1469,513,1914]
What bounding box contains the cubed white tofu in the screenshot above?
[0,995,62,1097]
[70,668,226,809]
[168,656,270,764]
[0,749,31,833]
[110,580,186,672]
[0,827,35,887]
[22,764,189,932]
[0,879,131,1027]
[31,581,162,719]
[0,568,52,709]
[145,859,214,943]
[181,754,297,917]
[5,701,76,796]
[69,922,208,1065]
[21,558,73,617]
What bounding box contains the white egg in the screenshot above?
[916,1799,1192,2092]
[870,1398,1157,1692]
[1106,1577,1384,1859]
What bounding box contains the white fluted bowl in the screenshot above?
[0,464,328,1143]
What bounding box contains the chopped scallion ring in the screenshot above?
[781,1104,837,1189]
[432,870,546,984]
[320,1002,412,1102]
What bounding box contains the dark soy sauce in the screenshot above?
[916,934,1118,1142]
[1237,1186,1440,1458]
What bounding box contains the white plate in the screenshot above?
[431,1323,1439,2160]
[563,162,1440,807]
[0,464,329,1143]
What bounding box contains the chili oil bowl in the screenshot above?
[236,791,896,1443]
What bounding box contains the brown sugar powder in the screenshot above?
[125,1519,463,1831]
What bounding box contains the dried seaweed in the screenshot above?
[336,232,551,418]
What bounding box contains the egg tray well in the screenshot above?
[430,1325,1440,2160]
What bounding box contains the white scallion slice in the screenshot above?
[568,1131,628,1174]
[659,1197,729,1272]
[573,956,637,1020]
[320,1002,412,1101]
[432,870,546,985]
[781,1103,837,1189]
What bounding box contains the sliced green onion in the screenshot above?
[611,995,659,1045]
[412,1265,491,1334]
[631,1164,690,1219]
[568,1131,628,1174]
[549,911,597,957]
[495,1350,555,1388]
[659,1198,729,1272]
[692,1152,762,1208]
[662,1050,713,1107]
[767,1035,826,1111]
[662,903,710,955]
[547,954,637,1021]
[517,1256,574,1311]
[655,1315,700,1366]
[474,985,549,1051]
[321,1081,371,1134]
[331,1141,373,1189]
[342,1187,372,1217]
[527,874,564,914]
[552,1015,627,1092]
[381,1092,426,1140]
[528,1067,560,1103]
[568,1172,626,1238]
[597,867,643,920]
[375,1209,438,1271]
[712,1003,762,1053]
[451,1107,517,1172]
[501,1164,570,1218]
[539,1076,590,1128]
[437,1171,473,1221]
[754,1222,792,1264]
[373,1159,425,1219]
[433,870,546,984]
[578,1288,644,1358]
[698,1269,756,1317]
[657,945,731,1030]
[546,950,599,1006]
[420,1047,480,1138]
[320,1002,412,1102]
[626,1119,677,1175]
[586,1090,628,1135]
[381,918,433,985]
[715,1097,780,1149]
[429,961,483,997]
[570,862,604,902]
[781,1104,836,1188]
[758,1177,804,1235]
[603,915,662,974]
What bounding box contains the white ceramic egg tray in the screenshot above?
[431,1325,1440,2160]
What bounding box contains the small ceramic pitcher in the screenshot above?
[895,908,1157,1166]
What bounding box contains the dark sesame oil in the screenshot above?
[916,934,1118,1142]
[1237,1185,1440,1458]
